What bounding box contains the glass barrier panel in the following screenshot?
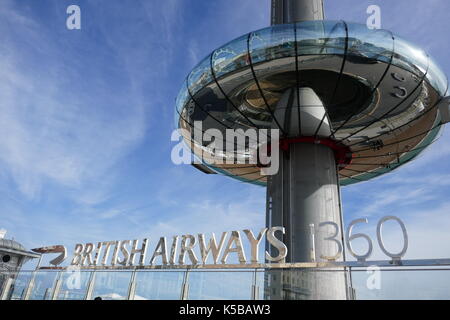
[57,270,91,300]
[4,272,32,300]
[134,270,184,300]
[187,270,254,300]
[90,271,132,300]
[28,271,58,300]
[350,268,450,300]
[10,272,32,300]
[7,267,450,300]
[261,269,350,300]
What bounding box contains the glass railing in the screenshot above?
[2,264,450,300]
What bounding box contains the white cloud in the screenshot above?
[0,1,147,201]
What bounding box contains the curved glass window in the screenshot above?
[249,24,296,64]
[174,109,179,128]
[175,79,190,113]
[392,37,428,77]
[296,20,346,55]
[174,108,185,129]
[188,54,213,96]
[212,34,250,78]
[176,20,448,186]
[346,24,393,63]
[426,55,448,96]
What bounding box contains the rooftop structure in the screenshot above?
[0,230,40,300]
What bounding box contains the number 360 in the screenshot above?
[317,216,408,262]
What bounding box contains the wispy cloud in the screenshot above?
[0,1,147,201]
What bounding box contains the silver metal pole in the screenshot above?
[51,271,63,300]
[271,0,324,25]
[266,144,348,299]
[265,86,348,300]
[23,255,43,300]
[84,271,96,300]
[266,0,348,300]
[127,270,137,300]
[23,279,34,300]
[336,168,355,299]
[251,269,259,300]
[43,288,51,300]
[180,270,190,300]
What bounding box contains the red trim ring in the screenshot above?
[258,136,352,170]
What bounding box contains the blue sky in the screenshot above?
[0,0,450,270]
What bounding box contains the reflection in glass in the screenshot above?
[212,34,250,78]
[249,24,296,64]
[28,271,58,300]
[6,268,450,300]
[134,271,184,300]
[188,54,213,96]
[296,20,346,55]
[188,271,254,300]
[90,271,132,300]
[392,37,428,77]
[176,79,190,113]
[57,271,91,300]
[9,272,32,300]
[426,55,448,96]
[351,269,450,300]
[263,269,349,300]
[346,24,393,63]
[175,20,447,186]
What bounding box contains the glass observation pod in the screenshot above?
[175,21,448,186]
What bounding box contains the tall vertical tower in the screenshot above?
[265,0,348,300]
[176,0,449,300]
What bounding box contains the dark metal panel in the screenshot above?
[271,0,324,25]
